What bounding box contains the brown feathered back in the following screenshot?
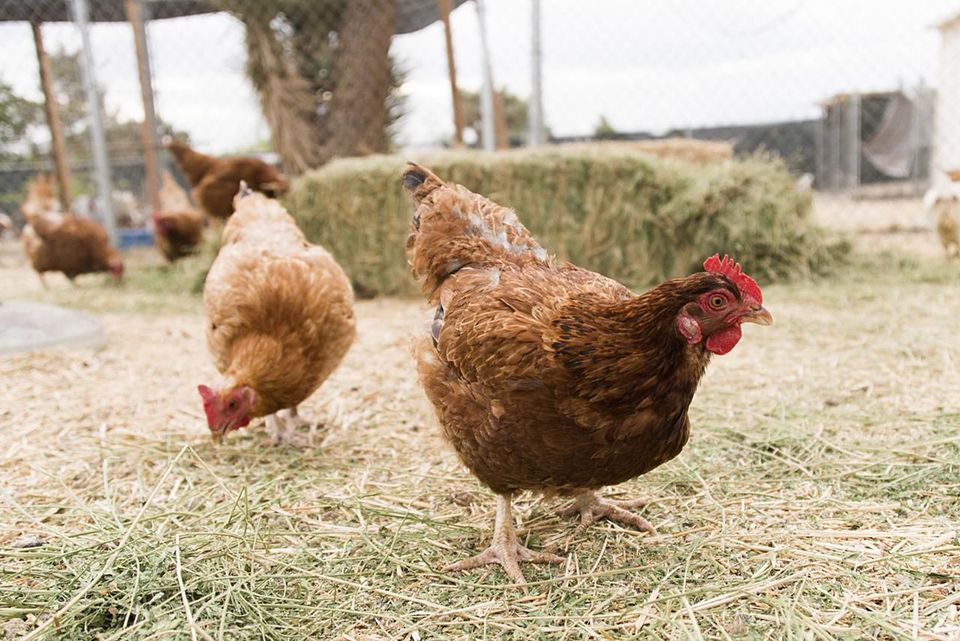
[166,141,217,186]
[166,140,290,219]
[22,214,122,280]
[403,163,548,300]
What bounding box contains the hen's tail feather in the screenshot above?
[403,163,444,204]
[402,166,426,191]
[403,163,548,300]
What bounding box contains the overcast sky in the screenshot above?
[0,0,958,153]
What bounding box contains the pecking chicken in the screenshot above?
[934,195,960,259]
[21,211,123,285]
[198,184,356,445]
[166,139,289,220]
[153,171,206,262]
[936,171,960,259]
[403,163,773,584]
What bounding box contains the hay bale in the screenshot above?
[285,146,847,296]
[561,137,734,164]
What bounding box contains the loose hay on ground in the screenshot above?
[1,252,959,640]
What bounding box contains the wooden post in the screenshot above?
[436,0,464,146]
[70,0,117,243]
[493,90,508,149]
[125,0,160,213]
[31,21,72,213]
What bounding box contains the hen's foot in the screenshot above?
[445,495,564,585]
[262,412,310,447]
[445,539,564,585]
[279,406,311,430]
[559,491,657,535]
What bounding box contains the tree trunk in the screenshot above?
[321,0,396,162]
[243,15,323,174]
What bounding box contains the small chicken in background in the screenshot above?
[925,177,960,260]
[153,171,206,262]
[198,183,355,446]
[18,173,122,285]
[934,196,960,259]
[166,139,289,220]
[404,164,773,584]
[0,212,14,239]
[21,210,124,286]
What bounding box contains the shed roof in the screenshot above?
[0,0,470,34]
[818,89,903,107]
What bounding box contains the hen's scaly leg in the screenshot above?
[263,411,308,447]
[559,491,657,535]
[445,494,565,584]
[282,405,311,430]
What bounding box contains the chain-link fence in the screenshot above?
[1,0,958,240]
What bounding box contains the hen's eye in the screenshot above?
[709,295,726,309]
[227,399,239,411]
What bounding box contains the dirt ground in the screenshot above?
[813,194,943,257]
[1,201,960,639]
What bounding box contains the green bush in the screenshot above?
[285,147,848,296]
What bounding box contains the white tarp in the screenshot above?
[862,92,918,179]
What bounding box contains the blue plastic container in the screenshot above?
[118,227,155,250]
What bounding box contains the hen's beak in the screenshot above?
[210,425,229,444]
[742,305,774,326]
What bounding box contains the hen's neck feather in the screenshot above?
[225,332,307,416]
[556,276,714,412]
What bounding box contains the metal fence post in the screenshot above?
[846,92,861,193]
[475,0,496,151]
[68,0,116,244]
[528,0,545,146]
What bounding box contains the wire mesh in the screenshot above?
[0,0,958,231]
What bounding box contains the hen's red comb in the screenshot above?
[703,254,763,303]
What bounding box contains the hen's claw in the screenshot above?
[560,492,657,535]
[445,494,565,585]
[445,540,564,584]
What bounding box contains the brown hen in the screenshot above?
[20,174,123,286]
[153,171,205,262]
[166,140,289,220]
[198,185,355,446]
[404,163,773,583]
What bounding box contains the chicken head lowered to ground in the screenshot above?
[403,162,773,584]
[198,183,356,446]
